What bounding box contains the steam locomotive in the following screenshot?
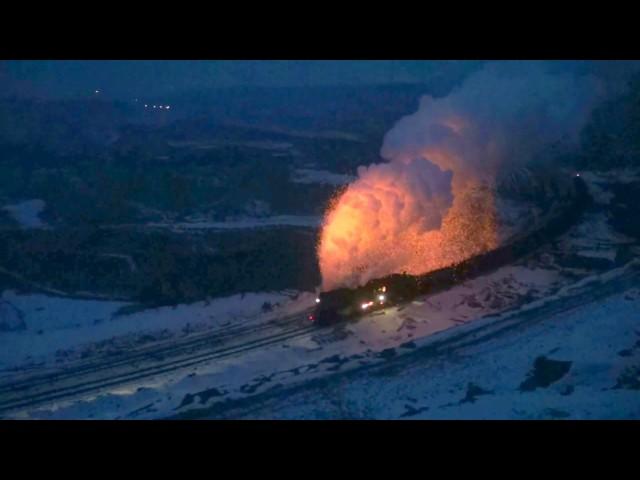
[311,175,590,326]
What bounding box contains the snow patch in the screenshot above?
[147,215,321,231]
[0,290,316,372]
[2,199,47,228]
[292,169,356,186]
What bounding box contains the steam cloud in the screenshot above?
[319,62,603,290]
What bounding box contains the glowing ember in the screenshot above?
[318,166,497,291]
[318,64,598,291]
[318,157,455,290]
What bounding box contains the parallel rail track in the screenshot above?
[0,310,310,396]
[0,318,316,415]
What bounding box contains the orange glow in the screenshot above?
[318,148,498,291]
[319,64,601,291]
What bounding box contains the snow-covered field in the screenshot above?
[0,290,316,373]
[146,215,321,231]
[2,199,47,228]
[9,254,637,420]
[1,169,638,419]
[291,168,355,186]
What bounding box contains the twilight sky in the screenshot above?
[0,60,483,99]
[1,60,637,101]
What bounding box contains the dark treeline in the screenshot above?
[0,227,321,305]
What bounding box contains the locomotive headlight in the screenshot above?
[378,294,386,302]
[315,297,321,304]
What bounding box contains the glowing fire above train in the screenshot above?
[318,63,600,291]
[318,153,498,290]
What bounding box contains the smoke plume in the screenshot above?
[319,62,602,290]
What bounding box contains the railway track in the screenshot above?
[178,264,640,419]
[0,311,315,416]
[0,309,311,395]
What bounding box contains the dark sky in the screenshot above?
[2,60,638,101]
[0,60,482,99]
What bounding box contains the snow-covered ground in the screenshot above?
[8,215,636,420]
[0,290,316,373]
[9,255,637,420]
[167,140,294,151]
[231,280,640,420]
[1,169,638,419]
[146,215,321,231]
[2,199,47,228]
[291,168,355,186]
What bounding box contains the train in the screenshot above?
[310,175,591,326]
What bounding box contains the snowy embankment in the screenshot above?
[14,255,638,420]
[2,199,47,228]
[0,290,316,373]
[234,278,640,420]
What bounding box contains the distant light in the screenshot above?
[144,104,148,108]
[575,173,581,177]
[159,105,164,109]
[361,301,374,310]
[95,89,100,94]
[153,105,157,109]
[134,98,138,102]
[315,298,320,304]
[166,105,171,110]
